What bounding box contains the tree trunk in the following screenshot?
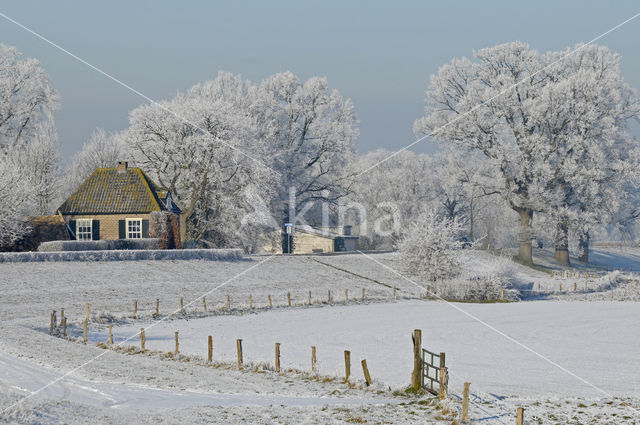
[578,232,589,264]
[516,207,533,265]
[469,199,474,241]
[554,219,570,266]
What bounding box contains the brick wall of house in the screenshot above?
[63,213,151,240]
[293,232,335,254]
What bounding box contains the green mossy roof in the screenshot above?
[59,167,167,214]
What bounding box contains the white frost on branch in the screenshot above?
[398,209,465,282]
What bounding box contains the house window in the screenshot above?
[76,219,92,240]
[126,218,142,239]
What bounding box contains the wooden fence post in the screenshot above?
[426,285,430,298]
[362,288,365,301]
[393,287,397,299]
[155,298,160,316]
[287,292,292,307]
[227,295,231,310]
[133,300,137,319]
[311,346,317,372]
[174,331,179,354]
[328,290,331,303]
[308,291,312,305]
[85,303,90,322]
[236,339,243,369]
[62,317,67,337]
[268,295,273,308]
[345,289,348,302]
[462,382,470,422]
[49,311,55,335]
[249,294,253,309]
[516,407,524,425]
[108,325,113,344]
[140,328,145,349]
[361,359,372,386]
[180,297,184,313]
[60,308,64,322]
[344,350,350,381]
[500,288,504,300]
[203,296,207,312]
[411,329,422,389]
[275,342,280,372]
[207,335,213,363]
[574,282,577,291]
[83,320,87,344]
[438,366,448,400]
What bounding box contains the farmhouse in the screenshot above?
[58,162,184,245]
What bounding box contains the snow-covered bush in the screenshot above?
[429,253,519,301]
[398,210,465,281]
[38,239,160,252]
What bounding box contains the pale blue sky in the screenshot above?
[1,1,639,160]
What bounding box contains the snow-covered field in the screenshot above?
[90,300,639,397]
[1,249,639,424]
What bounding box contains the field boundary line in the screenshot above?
[312,258,396,289]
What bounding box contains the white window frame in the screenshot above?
[76,219,93,241]
[126,218,142,239]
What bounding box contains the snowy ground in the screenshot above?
[90,300,639,398]
[0,249,639,424]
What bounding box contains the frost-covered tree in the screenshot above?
[432,152,467,222]
[414,42,548,264]
[66,128,129,192]
[0,44,57,148]
[126,72,275,245]
[415,41,640,265]
[539,45,640,264]
[126,71,356,247]
[254,72,358,225]
[432,149,500,240]
[20,122,62,215]
[346,150,434,249]
[398,209,465,282]
[0,44,59,243]
[0,150,35,244]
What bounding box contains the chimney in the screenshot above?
[117,161,128,173]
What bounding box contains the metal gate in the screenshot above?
[422,348,445,395]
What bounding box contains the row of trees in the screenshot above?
[2,42,639,266]
[1,50,359,251]
[412,42,640,265]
